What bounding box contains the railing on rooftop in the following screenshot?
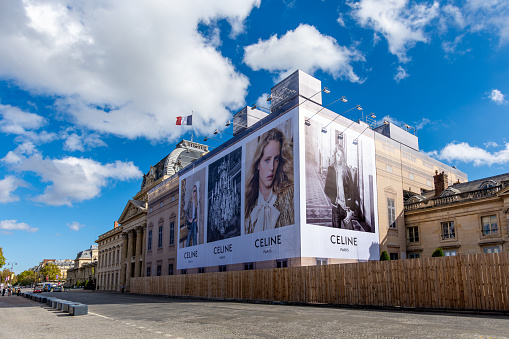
[404,185,502,211]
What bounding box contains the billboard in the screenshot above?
[177,113,299,269]
[301,108,379,261]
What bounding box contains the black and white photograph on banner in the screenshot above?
[207,147,242,243]
[244,119,295,234]
[305,119,376,232]
[179,168,206,248]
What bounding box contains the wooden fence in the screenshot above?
[130,252,509,312]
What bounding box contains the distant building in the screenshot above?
[65,245,98,287]
[404,172,509,257]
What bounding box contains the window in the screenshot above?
[168,264,174,275]
[386,165,392,173]
[147,230,152,251]
[150,207,153,213]
[158,226,163,248]
[156,265,162,276]
[169,221,175,245]
[408,253,420,259]
[387,198,396,228]
[408,227,419,243]
[171,195,175,202]
[409,173,414,180]
[276,259,288,268]
[160,201,163,207]
[484,246,500,254]
[219,265,227,272]
[117,249,120,264]
[181,269,187,275]
[427,179,432,186]
[146,266,151,277]
[389,253,399,260]
[198,267,205,274]
[244,262,254,270]
[481,215,498,236]
[444,249,457,257]
[316,258,327,265]
[441,221,455,239]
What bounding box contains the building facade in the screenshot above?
[404,173,509,257]
[96,221,123,291]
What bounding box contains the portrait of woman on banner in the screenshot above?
[324,143,355,229]
[185,181,200,247]
[245,127,294,234]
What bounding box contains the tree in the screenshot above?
[0,268,13,283]
[40,263,60,281]
[432,248,445,257]
[0,247,5,269]
[17,270,36,286]
[380,250,390,261]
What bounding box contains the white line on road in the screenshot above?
[89,312,112,320]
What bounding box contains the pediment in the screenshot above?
[118,199,147,224]
[497,185,509,197]
[384,186,397,196]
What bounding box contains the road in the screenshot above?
[1,289,508,338]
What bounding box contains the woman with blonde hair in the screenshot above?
[245,127,294,234]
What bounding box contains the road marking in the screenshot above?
[89,312,112,320]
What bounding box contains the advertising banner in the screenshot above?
[177,112,300,269]
[301,108,379,261]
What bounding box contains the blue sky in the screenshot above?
[1,0,508,274]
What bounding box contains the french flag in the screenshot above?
[176,115,192,125]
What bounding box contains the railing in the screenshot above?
[405,186,502,211]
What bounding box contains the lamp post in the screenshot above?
[305,96,348,126]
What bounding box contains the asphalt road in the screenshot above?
[1,289,508,339]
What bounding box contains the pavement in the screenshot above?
[1,289,509,339]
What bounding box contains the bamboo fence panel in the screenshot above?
[129,252,509,312]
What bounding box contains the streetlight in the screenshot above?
[305,96,349,126]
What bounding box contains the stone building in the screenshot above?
[96,221,123,291]
[115,140,207,291]
[404,172,509,257]
[65,245,98,286]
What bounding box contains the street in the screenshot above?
[1,289,508,338]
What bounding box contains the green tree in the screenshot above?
[0,247,5,269]
[380,250,390,261]
[432,248,445,257]
[40,263,60,281]
[0,268,13,283]
[17,270,36,286]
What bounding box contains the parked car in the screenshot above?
[33,283,44,293]
[53,286,63,292]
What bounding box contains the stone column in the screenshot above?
[134,226,143,278]
[119,233,128,287]
[141,223,146,277]
[125,230,134,291]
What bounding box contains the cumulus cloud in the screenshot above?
[2,149,142,206]
[349,0,439,62]
[431,142,509,166]
[243,24,365,82]
[0,176,27,203]
[394,66,409,83]
[489,89,507,104]
[0,0,261,140]
[67,221,85,231]
[61,129,107,152]
[0,219,38,233]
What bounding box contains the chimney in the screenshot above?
[434,171,448,197]
[114,220,119,229]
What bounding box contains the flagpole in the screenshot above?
[191,111,194,142]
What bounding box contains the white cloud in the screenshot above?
[2,150,142,206]
[432,142,509,166]
[484,141,499,148]
[415,118,431,130]
[0,176,27,203]
[0,0,261,140]
[0,219,38,233]
[337,13,346,27]
[254,93,270,111]
[489,89,507,104]
[465,0,509,44]
[394,66,409,83]
[67,221,84,231]
[349,0,439,62]
[61,129,107,152]
[243,24,365,82]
